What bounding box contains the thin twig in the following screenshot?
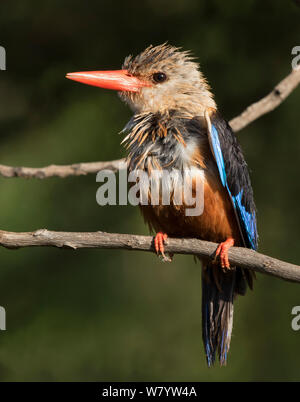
[0,159,126,179]
[0,69,299,179]
[0,229,299,283]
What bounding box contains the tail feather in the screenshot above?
[202,264,235,366]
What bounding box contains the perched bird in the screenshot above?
[66,44,258,366]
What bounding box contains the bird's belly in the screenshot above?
[139,169,241,244]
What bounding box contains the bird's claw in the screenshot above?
[159,253,173,263]
[214,238,235,270]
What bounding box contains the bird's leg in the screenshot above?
[215,237,235,270]
[154,232,172,262]
[154,232,168,256]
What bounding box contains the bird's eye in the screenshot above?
[152,72,167,83]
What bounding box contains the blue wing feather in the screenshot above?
[210,123,257,250]
[210,125,227,187]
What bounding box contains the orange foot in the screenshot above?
[154,232,168,260]
[215,237,235,269]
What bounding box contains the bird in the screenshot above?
[66,44,258,366]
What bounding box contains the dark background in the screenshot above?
[0,0,299,381]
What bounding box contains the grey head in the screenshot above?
[120,43,216,116]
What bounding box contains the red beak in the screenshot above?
[66,69,150,92]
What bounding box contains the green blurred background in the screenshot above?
[0,0,299,381]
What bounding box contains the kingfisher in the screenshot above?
[66,44,258,366]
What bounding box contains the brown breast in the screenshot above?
[139,137,242,245]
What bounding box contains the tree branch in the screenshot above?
[0,229,299,283]
[0,69,299,179]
